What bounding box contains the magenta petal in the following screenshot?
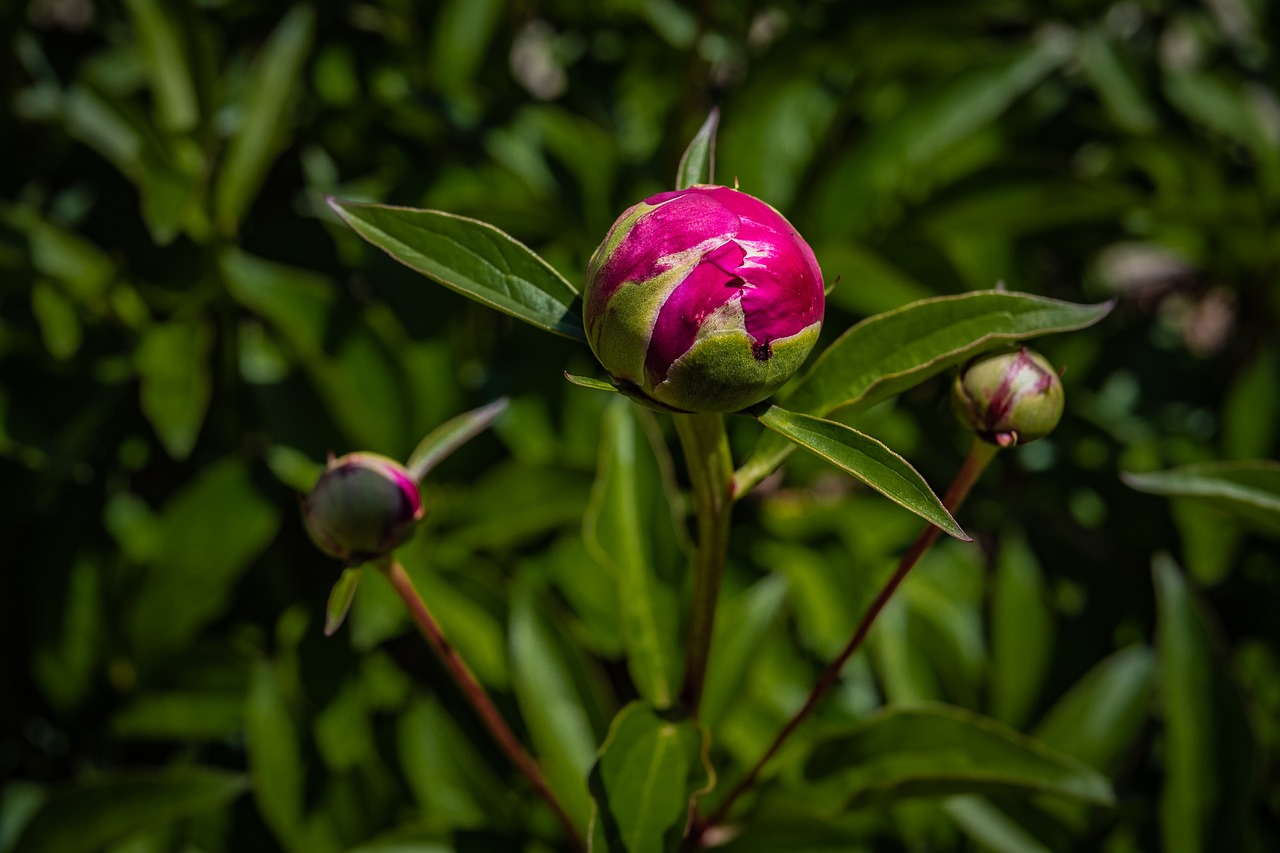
[645,241,747,384]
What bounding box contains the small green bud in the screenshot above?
[952,348,1064,447]
[303,452,424,564]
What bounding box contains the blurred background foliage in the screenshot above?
[2,0,1278,850]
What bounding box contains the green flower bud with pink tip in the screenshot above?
[952,347,1064,447]
[304,452,424,564]
[584,185,825,413]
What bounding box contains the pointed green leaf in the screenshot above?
[1124,460,1280,535]
[565,372,621,394]
[11,769,246,853]
[123,0,199,132]
[406,397,508,480]
[1033,645,1154,773]
[675,107,719,190]
[245,659,305,848]
[1153,557,1255,853]
[327,197,586,341]
[213,5,314,234]
[757,406,968,541]
[588,702,712,853]
[583,398,681,708]
[989,534,1054,728]
[324,567,363,637]
[805,703,1115,810]
[737,291,1113,494]
[134,317,213,460]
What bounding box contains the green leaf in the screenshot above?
[1033,645,1154,773]
[327,197,586,341]
[700,574,790,729]
[942,796,1053,853]
[583,398,682,708]
[675,107,718,190]
[1123,460,1280,535]
[31,280,82,361]
[213,5,314,234]
[565,372,622,394]
[111,692,245,741]
[1153,557,1255,853]
[804,703,1115,809]
[587,702,712,853]
[756,406,968,541]
[324,567,363,637]
[135,317,212,460]
[245,659,306,850]
[988,534,1054,728]
[123,0,199,132]
[11,768,246,853]
[737,291,1113,493]
[509,578,601,833]
[406,397,509,480]
[219,249,335,362]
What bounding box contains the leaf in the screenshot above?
[942,796,1053,853]
[406,397,509,480]
[675,107,718,190]
[805,704,1115,810]
[756,406,968,541]
[219,249,335,361]
[135,317,212,460]
[11,769,246,853]
[111,692,245,741]
[737,291,1113,493]
[245,659,305,850]
[324,567,363,636]
[587,702,712,853]
[988,534,1054,728]
[565,372,622,394]
[213,5,314,234]
[509,578,601,833]
[1123,460,1280,536]
[583,398,682,708]
[123,0,199,132]
[327,197,586,341]
[700,574,790,729]
[1153,557,1254,853]
[1033,645,1154,773]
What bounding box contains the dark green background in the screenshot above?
[2,0,1277,850]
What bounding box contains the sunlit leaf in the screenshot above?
[676,107,718,190]
[805,703,1115,809]
[1124,460,1280,536]
[737,291,1113,493]
[327,197,586,341]
[324,567,363,636]
[989,534,1054,728]
[406,397,509,480]
[588,702,712,853]
[756,406,967,540]
[124,0,199,132]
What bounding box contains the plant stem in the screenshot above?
[699,438,1000,833]
[380,559,584,849]
[673,412,735,714]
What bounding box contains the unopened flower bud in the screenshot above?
[583,185,825,413]
[304,453,424,563]
[952,348,1064,447]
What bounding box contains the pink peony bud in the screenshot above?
[303,452,424,563]
[952,348,1065,447]
[583,185,825,413]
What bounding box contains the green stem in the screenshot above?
[673,412,735,714]
[698,438,1000,834]
[379,559,584,849]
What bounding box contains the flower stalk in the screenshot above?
[378,558,584,848]
[673,411,736,713]
[697,437,1000,833]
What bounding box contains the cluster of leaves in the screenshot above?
[2,1,1278,852]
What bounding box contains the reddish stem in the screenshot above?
[382,560,584,849]
[696,439,999,838]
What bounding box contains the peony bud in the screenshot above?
[304,452,424,563]
[583,185,824,413]
[952,348,1064,447]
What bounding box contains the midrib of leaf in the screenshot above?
[625,725,680,850]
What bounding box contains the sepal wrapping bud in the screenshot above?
[303,452,424,563]
[583,185,825,413]
[952,347,1064,447]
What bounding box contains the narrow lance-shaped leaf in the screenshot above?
[324,567,363,637]
[213,5,314,234]
[327,197,586,342]
[12,769,247,853]
[406,397,509,481]
[737,291,1113,494]
[124,0,199,132]
[804,703,1115,811]
[1123,460,1280,535]
[756,406,968,541]
[675,107,719,190]
[588,702,713,853]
